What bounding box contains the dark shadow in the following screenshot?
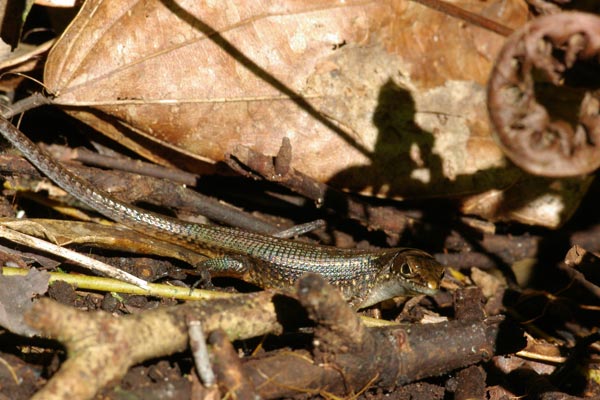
[1,0,26,49]
[328,80,443,198]
[324,80,516,255]
[328,79,519,200]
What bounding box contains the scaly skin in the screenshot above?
[0,117,444,308]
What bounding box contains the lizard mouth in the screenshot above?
[356,279,438,309]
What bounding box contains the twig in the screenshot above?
[1,266,230,301]
[25,291,282,400]
[208,329,259,399]
[71,146,199,187]
[0,225,148,289]
[411,0,513,36]
[188,319,216,387]
[239,274,524,398]
[0,93,52,118]
[272,219,326,239]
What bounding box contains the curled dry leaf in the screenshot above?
[487,12,600,177]
[43,0,589,226]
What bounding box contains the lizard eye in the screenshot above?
[397,261,415,277]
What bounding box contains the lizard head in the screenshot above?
[356,249,445,309]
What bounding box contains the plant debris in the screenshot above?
[487,12,600,177]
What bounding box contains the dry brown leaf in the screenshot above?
[0,268,49,337]
[44,0,523,192]
[42,0,589,226]
[1,218,207,266]
[470,267,505,299]
[461,175,595,228]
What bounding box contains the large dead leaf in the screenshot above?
[43,0,589,226]
[44,0,522,190]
